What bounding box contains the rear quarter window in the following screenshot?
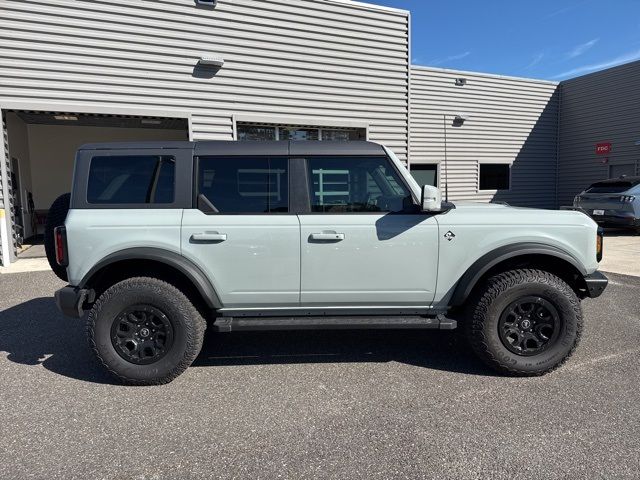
[87,155,175,204]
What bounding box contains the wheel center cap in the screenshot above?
[139,327,150,338]
[520,319,531,330]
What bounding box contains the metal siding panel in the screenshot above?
[558,61,640,206]
[0,110,16,265]
[409,66,559,208]
[0,0,409,158]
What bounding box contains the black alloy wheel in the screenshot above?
[498,296,560,356]
[111,305,174,365]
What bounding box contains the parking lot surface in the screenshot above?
[599,230,640,276]
[1,270,639,480]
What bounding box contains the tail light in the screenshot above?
[620,195,635,203]
[54,226,68,267]
[596,227,604,263]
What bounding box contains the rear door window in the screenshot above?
[87,155,175,204]
[197,156,288,213]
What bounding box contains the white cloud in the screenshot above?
[551,48,640,79]
[525,53,544,69]
[566,38,599,59]
[545,1,588,19]
[429,51,471,66]
[546,5,575,18]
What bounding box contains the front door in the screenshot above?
[181,155,300,308]
[298,156,439,307]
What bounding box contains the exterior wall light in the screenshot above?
[455,78,467,86]
[453,114,469,127]
[196,0,217,6]
[199,55,224,68]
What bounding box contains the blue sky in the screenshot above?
[372,0,640,80]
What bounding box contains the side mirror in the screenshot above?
[421,185,442,212]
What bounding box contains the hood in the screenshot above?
[443,201,596,227]
[453,201,511,209]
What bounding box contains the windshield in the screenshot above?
[585,182,632,194]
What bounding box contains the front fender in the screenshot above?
[448,242,587,307]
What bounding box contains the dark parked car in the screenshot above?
[574,176,640,232]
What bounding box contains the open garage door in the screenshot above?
[1,111,189,264]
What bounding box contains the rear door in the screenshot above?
[181,155,300,308]
[298,155,439,307]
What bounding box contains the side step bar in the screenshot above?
[212,315,457,332]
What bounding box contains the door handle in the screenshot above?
[190,232,227,243]
[309,232,345,242]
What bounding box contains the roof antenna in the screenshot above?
[443,114,449,203]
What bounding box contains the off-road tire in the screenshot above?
[465,269,582,376]
[87,277,206,385]
[44,192,71,281]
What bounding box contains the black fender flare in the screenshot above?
[450,242,587,307]
[79,247,222,309]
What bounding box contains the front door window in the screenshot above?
[307,157,413,213]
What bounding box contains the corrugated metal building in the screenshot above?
[0,0,410,265]
[558,61,640,207]
[0,0,638,267]
[409,66,560,208]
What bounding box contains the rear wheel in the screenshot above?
[87,277,206,385]
[44,192,71,281]
[465,269,582,376]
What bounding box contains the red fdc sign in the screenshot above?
[595,142,612,155]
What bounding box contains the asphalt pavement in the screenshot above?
[0,270,639,479]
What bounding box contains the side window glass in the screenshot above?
[87,155,175,204]
[198,156,288,213]
[307,157,413,213]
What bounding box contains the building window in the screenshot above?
[279,127,319,141]
[479,163,510,190]
[410,164,438,187]
[87,155,175,204]
[237,125,276,141]
[322,129,365,141]
[237,123,366,142]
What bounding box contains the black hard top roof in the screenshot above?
[591,176,640,186]
[78,140,386,156]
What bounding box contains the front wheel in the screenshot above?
[465,269,583,376]
[87,277,206,385]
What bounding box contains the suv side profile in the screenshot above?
[51,141,607,385]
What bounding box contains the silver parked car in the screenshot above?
[574,176,640,231]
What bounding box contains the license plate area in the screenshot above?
[593,209,605,216]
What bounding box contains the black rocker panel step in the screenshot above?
[212,315,457,332]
